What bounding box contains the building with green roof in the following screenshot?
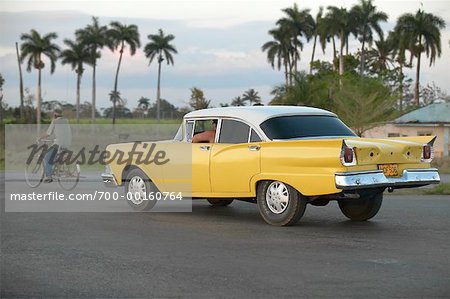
[364,103,450,157]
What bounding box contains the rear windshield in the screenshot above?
[260,115,356,140]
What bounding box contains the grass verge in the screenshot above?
[432,157,450,174]
[423,183,450,195]
[390,183,450,196]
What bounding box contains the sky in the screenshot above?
[0,0,449,111]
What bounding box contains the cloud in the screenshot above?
[176,48,268,75]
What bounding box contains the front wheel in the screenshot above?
[338,191,383,221]
[25,156,44,188]
[257,181,307,226]
[125,169,157,211]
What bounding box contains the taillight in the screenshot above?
[421,144,434,162]
[423,145,431,159]
[343,148,354,163]
[340,141,357,166]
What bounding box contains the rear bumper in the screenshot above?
[335,168,440,190]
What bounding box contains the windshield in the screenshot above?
[260,115,356,140]
[174,124,183,141]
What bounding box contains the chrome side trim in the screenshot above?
[335,168,440,190]
[101,173,118,187]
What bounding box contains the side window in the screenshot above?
[418,131,432,136]
[249,129,262,142]
[219,119,250,144]
[194,119,215,135]
[191,119,218,143]
[186,121,194,142]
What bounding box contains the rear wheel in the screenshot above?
[207,199,234,206]
[125,169,157,211]
[257,181,307,226]
[338,191,383,221]
[56,162,80,191]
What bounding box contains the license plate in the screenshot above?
[378,164,399,177]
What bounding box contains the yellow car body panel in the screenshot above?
[256,139,345,196]
[209,143,260,194]
[105,135,434,198]
[106,142,168,187]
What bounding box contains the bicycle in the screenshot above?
[25,139,80,190]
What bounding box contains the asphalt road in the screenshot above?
[1,175,450,298]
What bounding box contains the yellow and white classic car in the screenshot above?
[102,106,440,226]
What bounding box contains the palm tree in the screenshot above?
[144,29,177,122]
[395,10,446,105]
[76,16,108,123]
[231,96,246,106]
[319,13,338,69]
[242,89,261,105]
[138,97,150,117]
[351,0,388,75]
[20,29,60,130]
[310,7,324,74]
[107,22,140,125]
[15,42,25,118]
[138,97,150,110]
[365,37,395,74]
[389,28,411,111]
[262,26,292,87]
[109,90,125,107]
[276,4,314,74]
[60,39,91,124]
[325,6,353,75]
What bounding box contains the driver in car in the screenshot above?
[192,119,217,143]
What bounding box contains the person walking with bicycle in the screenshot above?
[39,108,72,183]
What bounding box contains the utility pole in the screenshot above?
[16,42,24,119]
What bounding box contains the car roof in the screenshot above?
[184,106,336,125]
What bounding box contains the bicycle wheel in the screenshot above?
[25,156,44,188]
[56,162,80,191]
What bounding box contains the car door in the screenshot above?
[210,119,261,194]
[162,119,215,196]
[189,119,217,194]
[191,144,212,193]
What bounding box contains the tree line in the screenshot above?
[16,17,177,126]
[261,0,446,108]
[9,16,267,126]
[0,84,265,123]
[2,1,447,131]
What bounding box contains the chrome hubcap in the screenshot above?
[266,181,289,214]
[128,176,147,205]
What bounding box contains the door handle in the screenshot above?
[200,145,210,151]
[248,145,260,151]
